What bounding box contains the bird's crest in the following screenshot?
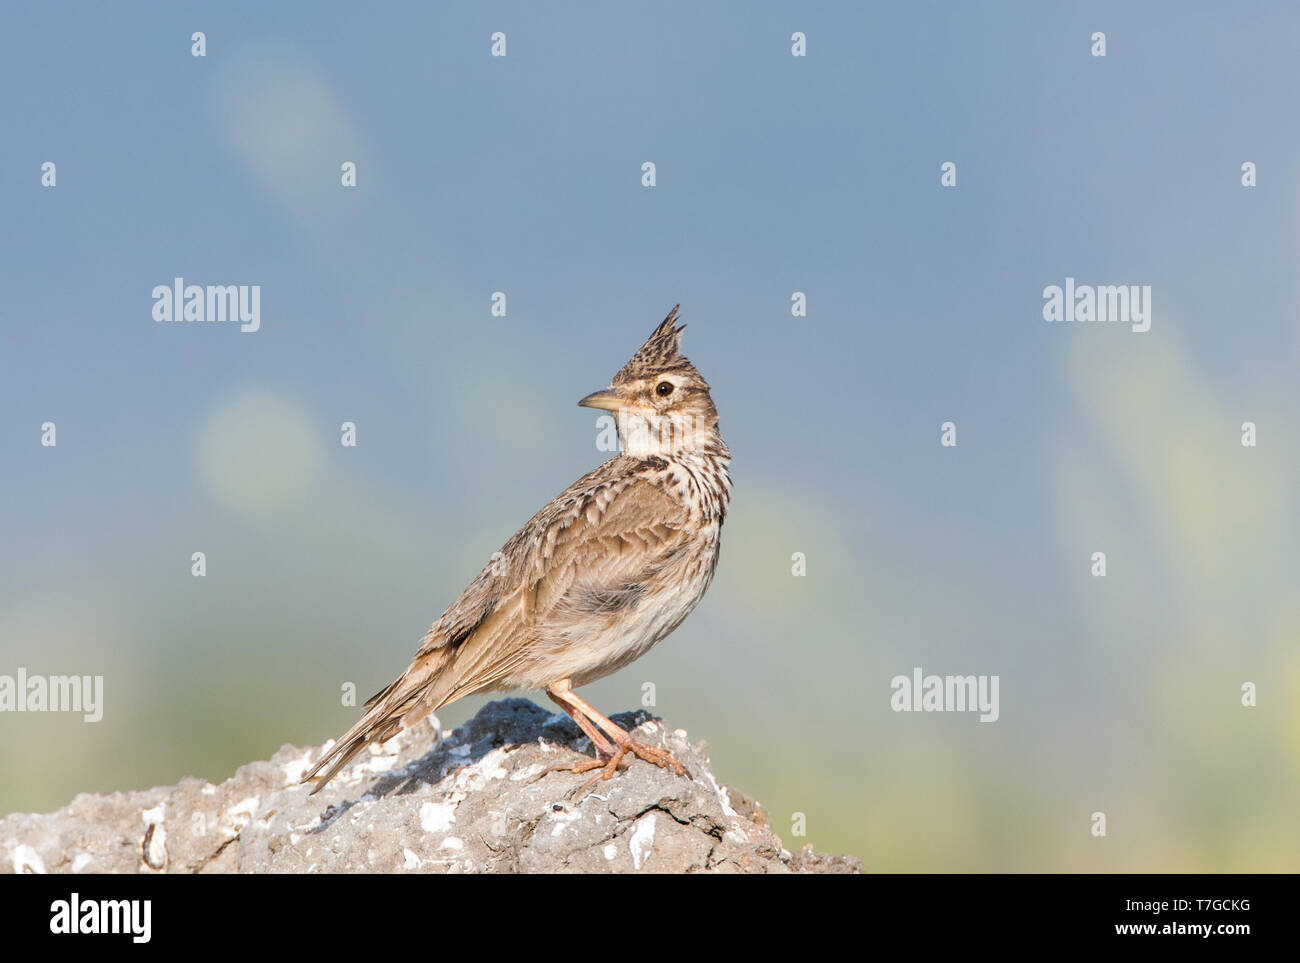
[615,305,692,381]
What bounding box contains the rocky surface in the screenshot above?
[1,699,859,874]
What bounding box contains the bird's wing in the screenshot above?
[433,471,692,701]
[303,463,689,792]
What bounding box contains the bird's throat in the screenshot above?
[617,410,722,459]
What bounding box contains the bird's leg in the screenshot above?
[547,682,690,795]
[527,684,631,793]
[546,687,618,761]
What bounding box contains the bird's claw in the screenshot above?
[531,738,689,799]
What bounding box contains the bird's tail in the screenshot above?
[300,650,452,795]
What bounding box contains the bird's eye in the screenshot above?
[655,381,674,396]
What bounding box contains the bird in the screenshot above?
[302,306,732,797]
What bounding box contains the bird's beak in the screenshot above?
[577,389,622,412]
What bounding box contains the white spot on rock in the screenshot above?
[141,804,167,869]
[705,768,739,820]
[12,845,44,874]
[603,844,617,860]
[222,797,260,838]
[629,813,657,870]
[403,848,420,869]
[343,741,402,782]
[71,853,94,873]
[449,748,510,791]
[282,751,314,785]
[474,749,509,782]
[229,797,259,816]
[420,800,457,833]
[549,808,583,836]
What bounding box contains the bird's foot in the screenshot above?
[529,744,620,785]
[573,737,690,798]
[534,735,689,799]
[570,750,629,799]
[615,736,689,779]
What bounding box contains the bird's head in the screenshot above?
[578,306,720,456]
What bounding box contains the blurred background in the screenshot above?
[2,1,1298,871]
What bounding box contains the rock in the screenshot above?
[0,699,859,874]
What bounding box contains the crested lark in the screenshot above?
[303,306,732,795]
